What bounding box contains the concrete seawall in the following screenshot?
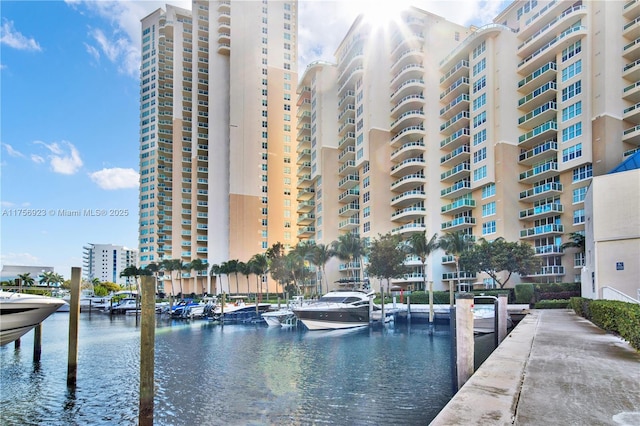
[431,309,640,425]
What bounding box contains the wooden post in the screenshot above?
[429,281,434,324]
[33,323,42,362]
[139,276,155,426]
[455,293,474,390]
[67,267,81,388]
[407,295,411,321]
[380,285,385,324]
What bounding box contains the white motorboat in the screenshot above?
[291,290,377,330]
[212,297,271,320]
[0,291,66,346]
[261,296,305,327]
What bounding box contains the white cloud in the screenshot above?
[89,167,139,190]
[83,41,100,62]
[2,143,24,158]
[31,154,45,164]
[34,141,83,175]
[1,201,15,208]
[0,252,42,266]
[0,19,42,51]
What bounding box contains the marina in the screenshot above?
[0,310,498,425]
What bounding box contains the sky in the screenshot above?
[0,0,510,280]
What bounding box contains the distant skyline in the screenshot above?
[0,0,510,279]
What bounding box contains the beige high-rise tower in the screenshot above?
[139,1,298,295]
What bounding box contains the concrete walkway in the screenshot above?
[431,309,640,425]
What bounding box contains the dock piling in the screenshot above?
[455,293,474,391]
[139,275,155,426]
[33,323,42,362]
[67,267,81,388]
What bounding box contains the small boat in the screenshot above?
[261,296,305,327]
[0,291,66,346]
[291,289,377,330]
[473,304,512,334]
[109,298,140,314]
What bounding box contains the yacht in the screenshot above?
[211,297,271,321]
[0,291,66,346]
[291,289,377,330]
[261,296,306,327]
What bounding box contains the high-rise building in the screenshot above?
[139,1,298,295]
[82,243,138,286]
[296,1,640,293]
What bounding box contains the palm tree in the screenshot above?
[219,261,232,294]
[306,243,334,295]
[160,259,181,297]
[209,264,221,295]
[438,231,474,306]
[120,266,140,292]
[144,262,160,295]
[284,250,305,295]
[332,232,366,288]
[405,232,439,322]
[189,259,208,295]
[17,272,34,288]
[39,271,56,287]
[560,232,586,252]
[236,261,251,295]
[266,242,286,296]
[249,253,269,300]
[226,259,240,295]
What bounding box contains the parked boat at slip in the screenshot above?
[291,289,378,330]
[211,297,271,321]
[261,296,306,327]
[0,291,66,346]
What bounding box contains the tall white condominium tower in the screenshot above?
[82,243,139,287]
[297,1,640,293]
[139,1,298,295]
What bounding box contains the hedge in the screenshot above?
[569,297,640,351]
[534,299,570,309]
[515,283,534,304]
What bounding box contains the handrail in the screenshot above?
[601,286,640,304]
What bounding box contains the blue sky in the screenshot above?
[1,0,508,280]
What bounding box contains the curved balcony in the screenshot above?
[338,66,364,96]
[519,182,563,202]
[518,140,558,166]
[390,140,425,162]
[517,6,587,58]
[624,0,640,20]
[297,174,313,189]
[519,161,559,184]
[338,145,356,162]
[440,60,469,86]
[390,190,425,208]
[440,144,470,166]
[338,159,357,176]
[338,188,359,203]
[338,104,355,124]
[391,94,425,117]
[623,101,640,125]
[338,90,355,108]
[518,26,587,74]
[390,63,424,87]
[519,203,564,220]
[390,156,425,177]
[440,111,470,136]
[440,161,471,183]
[338,118,355,136]
[391,79,425,105]
[440,94,470,120]
[518,120,557,148]
[297,226,316,238]
[391,48,423,74]
[624,15,640,41]
[441,198,475,215]
[518,61,557,94]
[439,24,510,69]
[520,224,564,239]
[338,202,359,217]
[440,180,471,199]
[521,265,565,278]
[623,58,640,83]
[518,81,557,111]
[439,77,469,104]
[297,213,315,226]
[390,173,426,193]
[337,52,364,85]
[338,132,355,149]
[391,206,426,222]
[338,174,359,190]
[391,222,426,236]
[441,216,476,232]
[390,125,425,147]
[390,110,425,133]
[297,200,315,213]
[390,32,425,58]
[338,216,360,231]
[297,187,315,201]
[534,244,564,256]
[518,101,557,129]
[440,128,470,151]
[297,149,311,164]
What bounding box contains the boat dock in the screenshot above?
[430,309,640,425]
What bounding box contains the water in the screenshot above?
[1,313,494,425]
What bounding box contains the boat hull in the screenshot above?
[293,306,370,330]
[0,292,66,346]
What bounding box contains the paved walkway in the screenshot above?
[431,309,640,425]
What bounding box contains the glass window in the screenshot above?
[482,221,496,235]
[473,165,487,181]
[572,164,592,182]
[562,143,582,162]
[482,201,496,217]
[562,101,582,122]
[482,183,495,198]
[561,59,582,82]
[562,122,582,142]
[572,186,587,203]
[473,129,487,146]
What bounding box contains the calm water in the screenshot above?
[1,312,493,425]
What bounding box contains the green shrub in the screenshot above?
[534,282,580,293]
[534,299,570,309]
[571,298,640,351]
[515,284,535,304]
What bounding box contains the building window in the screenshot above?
[572,164,592,182]
[572,186,587,204]
[562,122,582,142]
[363,206,370,218]
[482,221,496,235]
[562,143,582,162]
[473,147,486,163]
[473,76,486,93]
[562,101,582,122]
[574,252,585,267]
[562,80,581,102]
[482,201,496,217]
[473,111,486,128]
[562,40,581,62]
[363,192,370,203]
[473,165,487,181]
[473,129,487,146]
[472,93,486,111]
[482,183,495,198]
[363,222,370,233]
[573,209,585,225]
[562,59,582,82]
[472,58,486,76]
[472,41,485,59]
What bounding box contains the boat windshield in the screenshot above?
[317,296,364,304]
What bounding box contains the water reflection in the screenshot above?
[0,314,495,425]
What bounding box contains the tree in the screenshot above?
[438,231,474,305]
[236,261,251,295]
[160,259,183,297]
[306,243,335,295]
[144,262,161,295]
[120,266,143,293]
[209,264,221,295]
[366,233,409,293]
[17,272,34,288]
[404,232,438,322]
[189,259,208,295]
[226,259,240,295]
[461,238,539,289]
[266,242,287,297]
[249,253,269,300]
[560,232,585,252]
[332,232,366,287]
